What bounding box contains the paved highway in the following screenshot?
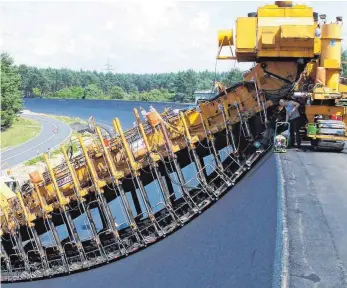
[280,149,347,287]
[2,127,346,287]
[0,113,72,170]
[5,153,278,288]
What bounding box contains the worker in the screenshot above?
[315,24,321,37]
[279,99,301,149]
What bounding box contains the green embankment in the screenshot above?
[1,117,41,150]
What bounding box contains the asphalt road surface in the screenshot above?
[0,113,71,170]
[280,148,347,287]
[3,145,346,287]
[5,153,278,288]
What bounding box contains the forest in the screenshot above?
[17,65,244,103]
[2,50,347,128]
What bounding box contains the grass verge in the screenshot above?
[24,141,79,166]
[1,117,41,150]
[46,114,87,125]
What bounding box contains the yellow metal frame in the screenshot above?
[78,134,107,190]
[307,134,347,141]
[43,154,70,208]
[61,145,88,201]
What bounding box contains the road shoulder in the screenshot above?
[279,151,347,287]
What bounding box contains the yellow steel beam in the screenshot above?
[307,134,347,141]
[113,118,140,171]
[95,126,124,180]
[134,109,160,162]
[16,192,36,227]
[0,205,13,232]
[33,183,53,217]
[43,154,70,208]
[0,198,17,233]
[78,135,107,190]
[61,146,88,201]
[179,111,200,149]
[198,103,214,141]
[217,56,237,60]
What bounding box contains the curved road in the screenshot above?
[3,148,347,287]
[5,153,279,288]
[0,113,72,170]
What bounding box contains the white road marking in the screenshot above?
[0,115,72,167]
[0,115,44,153]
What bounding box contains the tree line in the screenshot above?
[2,50,347,129]
[18,65,244,103]
[1,53,23,128]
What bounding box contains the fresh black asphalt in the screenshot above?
[5,153,278,288]
[3,127,346,287]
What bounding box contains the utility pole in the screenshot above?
[103,58,114,72]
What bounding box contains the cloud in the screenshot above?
[64,34,96,59]
[1,1,345,73]
[104,20,115,31]
[190,12,210,31]
[30,24,70,56]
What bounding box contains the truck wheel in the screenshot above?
[310,139,319,150]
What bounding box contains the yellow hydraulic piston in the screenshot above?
[61,146,88,201]
[0,188,17,233]
[82,132,127,239]
[0,205,16,233]
[16,192,36,227]
[133,108,160,162]
[33,183,53,216]
[33,180,69,269]
[179,111,200,149]
[113,118,160,229]
[16,191,49,268]
[113,118,140,171]
[94,127,124,181]
[320,24,342,91]
[61,145,105,255]
[43,154,70,208]
[78,134,107,189]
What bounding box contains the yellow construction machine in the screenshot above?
[1,1,346,282]
[217,0,347,151]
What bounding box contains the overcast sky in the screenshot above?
[1,1,347,73]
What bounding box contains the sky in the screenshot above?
[1,1,347,74]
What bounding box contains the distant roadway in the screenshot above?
[0,113,72,170]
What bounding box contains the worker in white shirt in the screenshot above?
[279,99,301,149]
